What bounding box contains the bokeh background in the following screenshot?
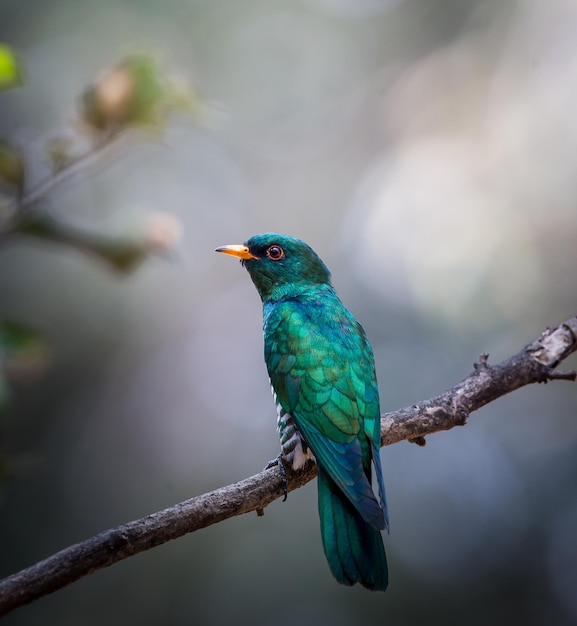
[2,0,577,624]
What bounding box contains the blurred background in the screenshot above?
[1,0,577,624]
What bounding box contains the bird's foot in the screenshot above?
[264,453,288,502]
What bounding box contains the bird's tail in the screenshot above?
[317,467,388,591]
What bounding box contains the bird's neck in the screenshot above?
[262,281,335,305]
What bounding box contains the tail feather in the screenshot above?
[317,467,388,591]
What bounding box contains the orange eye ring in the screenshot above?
[266,245,285,261]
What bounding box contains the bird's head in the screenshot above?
[216,233,331,301]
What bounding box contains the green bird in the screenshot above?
[216,233,388,591]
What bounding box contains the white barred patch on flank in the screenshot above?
[289,434,316,470]
[271,385,316,470]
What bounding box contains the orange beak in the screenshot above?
[215,244,258,260]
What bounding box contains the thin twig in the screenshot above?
[0,132,126,238]
[0,315,575,616]
[24,134,125,210]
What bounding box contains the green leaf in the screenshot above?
[0,44,23,93]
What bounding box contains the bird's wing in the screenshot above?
[265,298,387,530]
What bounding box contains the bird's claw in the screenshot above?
[264,453,288,501]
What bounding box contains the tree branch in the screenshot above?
[0,315,575,616]
[380,317,577,446]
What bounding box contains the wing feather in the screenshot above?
[264,293,388,530]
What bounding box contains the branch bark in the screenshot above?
[0,316,576,616]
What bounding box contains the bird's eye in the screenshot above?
[266,245,285,261]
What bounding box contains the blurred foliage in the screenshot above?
[0,49,191,487]
[0,50,198,263]
[0,49,197,381]
[81,54,173,136]
[14,210,181,274]
[0,44,23,93]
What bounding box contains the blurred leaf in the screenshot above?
[85,235,150,273]
[14,211,148,272]
[0,140,25,193]
[14,210,182,274]
[66,212,183,274]
[0,321,49,383]
[0,44,23,93]
[88,212,183,273]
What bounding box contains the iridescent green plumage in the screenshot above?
[216,233,389,591]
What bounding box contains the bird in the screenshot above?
[215,233,388,591]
